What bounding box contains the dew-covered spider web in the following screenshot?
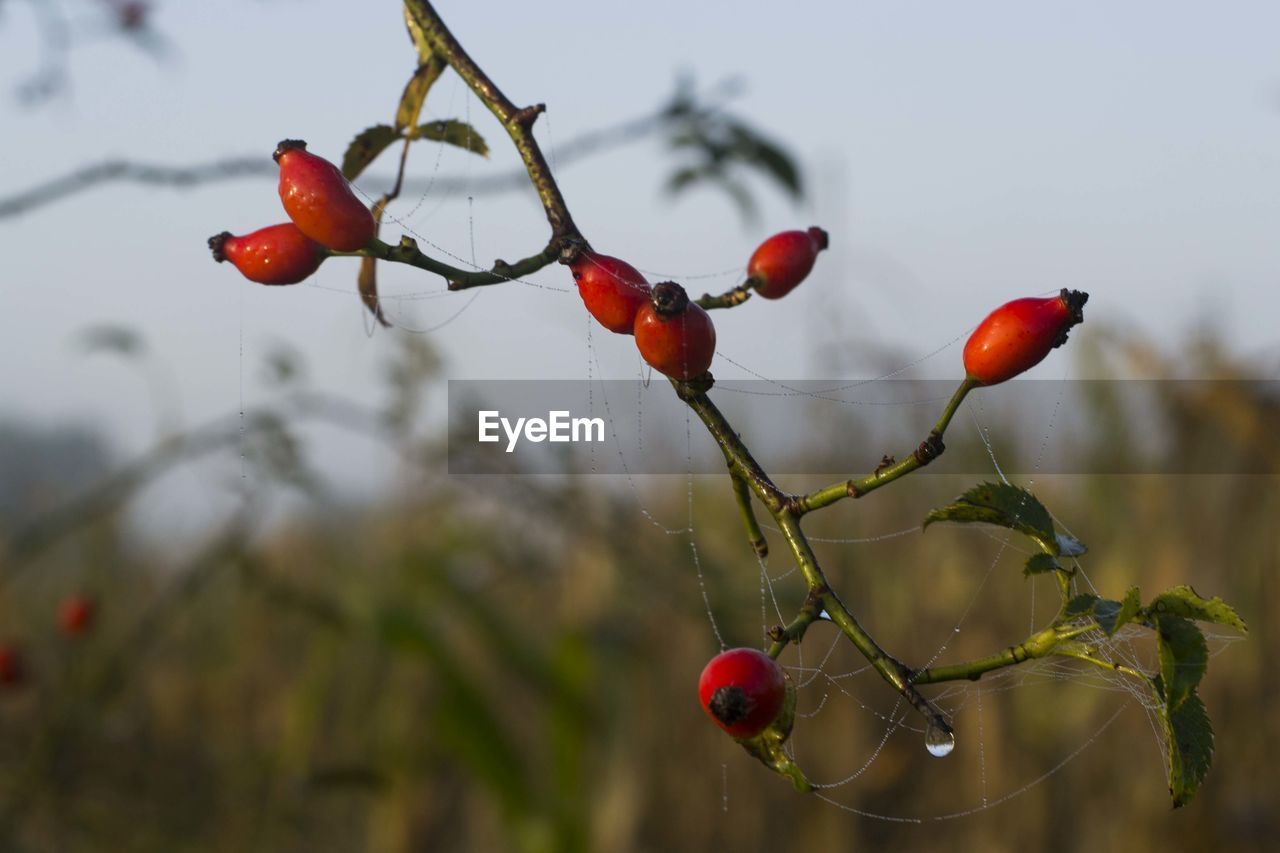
[261,87,1244,824]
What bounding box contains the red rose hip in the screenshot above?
[570,252,652,334]
[0,644,25,687]
[58,595,96,637]
[208,222,325,285]
[747,226,829,299]
[274,139,376,252]
[634,282,716,380]
[698,648,786,739]
[963,289,1088,385]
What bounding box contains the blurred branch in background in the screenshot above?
[0,76,803,224]
[8,0,169,105]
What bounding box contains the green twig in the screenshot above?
[796,376,977,513]
[403,0,587,281]
[910,622,1097,685]
[696,284,752,310]
[730,470,768,557]
[335,236,559,290]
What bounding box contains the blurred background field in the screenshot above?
[0,327,1276,852]
[2,2,1279,851]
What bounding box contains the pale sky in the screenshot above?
[2,1,1278,528]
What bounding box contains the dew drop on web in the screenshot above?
[925,720,956,758]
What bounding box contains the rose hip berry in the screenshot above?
[58,595,96,637]
[569,252,652,334]
[274,139,376,252]
[747,227,829,300]
[963,289,1089,385]
[208,223,325,285]
[634,282,717,380]
[0,644,25,687]
[698,648,786,739]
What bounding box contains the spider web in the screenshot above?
[263,89,1245,824]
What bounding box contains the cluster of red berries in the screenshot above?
[696,288,1088,743]
[571,226,830,380]
[210,140,375,285]
[0,594,97,690]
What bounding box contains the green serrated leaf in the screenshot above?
[1155,615,1208,712]
[410,120,489,157]
[1024,553,1061,577]
[402,2,434,64]
[396,58,446,132]
[1146,585,1247,634]
[1062,593,1100,619]
[1091,598,1126,637]
[923,482,1058,553]
[342,124,401,181]
[1061,587,1140,636]
[1110,586,1142,637]
[1163,689,1214,808]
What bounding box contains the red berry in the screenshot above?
[963,289,1089,385]
[634,282,717,380]
[569,252,652,334]
[58,595,96,637]
[274,139,376,252]
[0,644,25,687]
[208,223,325,285]
[698,648,786,739]
[747,227,829,300]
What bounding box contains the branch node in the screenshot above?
[557,237,586,266]
[673,374,715,399]
[512,103,547,127]
[913,431,945,465]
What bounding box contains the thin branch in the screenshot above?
[0,98,729,222]
[909,622,1098,685]
[674,381,953,736]
[403,0,585,260]
[731,469,768,557]
[336,235,559,290]
[795,376,977,513]
[696,283,753,310]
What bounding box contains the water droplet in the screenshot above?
[925,721,956,758]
